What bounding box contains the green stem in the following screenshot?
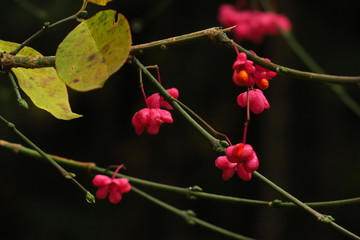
[130,56,226,152]
[2,138,358,237]
[329,222,360,240]
[253,171,359,239]
[131,186,255,240]
[0,139,96,170]
[253,171,325,218]
[8,71,28,109]
[258,0,360,117]
[270,197,360,208]
[280,30,360,117]
[10,1,87,55]
[214,32,360,84]
[0,116,68,176]
[2,139,359,209]
[0,116,95,203]
[93,165,268,206]
[2,138,360,237]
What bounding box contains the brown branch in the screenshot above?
[1,26,360,84]
[0,139,96,171]
[0,52,55,70]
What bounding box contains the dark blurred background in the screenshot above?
[0,0,359,239]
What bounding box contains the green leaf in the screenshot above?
[87,0,113,6]
[0,40,81,120]
[56,10,132,91]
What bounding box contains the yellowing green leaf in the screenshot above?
[0,40,81,120]
[56,10,132,91]
[87,0,112,6]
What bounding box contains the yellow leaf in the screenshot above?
[56,10,131,91]
[0,40,81,120]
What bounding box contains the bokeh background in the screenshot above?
[0,0,359,239]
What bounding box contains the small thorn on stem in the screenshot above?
[64,172,76,179]
[318,215,335,223]
[8,71,28,110]
[85,191,96,204]
[18,99,29,109]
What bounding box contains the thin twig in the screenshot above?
[1,27,359,84]
[130,56,226,152]
[1,139,359,209]
[10,1,87,55]
[253,171,359,239]
[131,186,255,240]
[0,117,95,203]
[213,32,360,84]
[7,71,28,108]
